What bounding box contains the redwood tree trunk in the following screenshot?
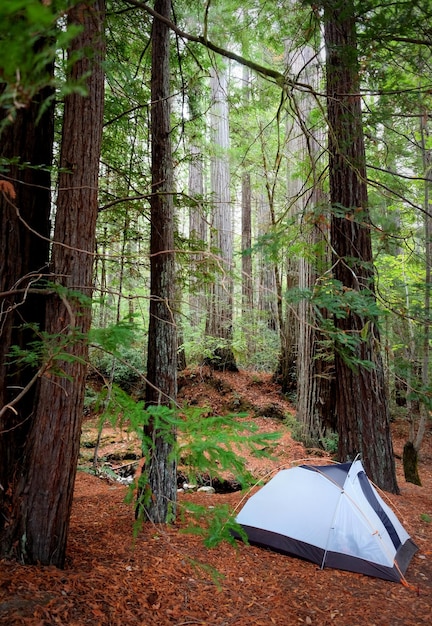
[138,0,178,524]
[324,0,398,493]
[287,42,334,444]
[205,67,238,371]
[1,0,106,565]
[0,73,54,555]
[241,66,253,316]
[188,89,207,329]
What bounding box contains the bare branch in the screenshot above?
[0,367,46,423]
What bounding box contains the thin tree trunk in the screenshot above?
[324,0,398,493]
[242,174,253,309]
[256,114,293,391]
[256,194,278,331]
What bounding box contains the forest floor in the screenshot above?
[1,367,432,625]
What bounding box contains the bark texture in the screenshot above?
[403,441,421,486]
[241,66,253,316]
[188,91,207,329]
[286,43,334,444]
[0,71,54,555]
[139,0,178,524]
[0,0,106,565]
[205,67,237,372]
[324,0,398,493]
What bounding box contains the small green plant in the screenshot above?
[180,501,248,548]
[283,413,304,443]
[420,513,431,523]
[187,558,226,591]
[233,314,280,372]
[83,385,99,414]
[320,432,339,454]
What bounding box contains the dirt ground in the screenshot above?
[0,368,431,625]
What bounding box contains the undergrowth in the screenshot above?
[86,383,281,549]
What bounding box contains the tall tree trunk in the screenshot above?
[256,194,279,331]
[0,67,54,556]
[324,0,398,493]
[257,113,294,392]
[415,110,431,456]
[242,173,253,309]
[188,91,207,329]
[205,67,237,371]
[403,107,432,485]
[1,0,106,565]
[241,66,253,316]
[286,43,334,443]
[138,0,177,524]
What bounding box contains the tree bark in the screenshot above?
[1,0,106,565]
[241,66,253,316]
[138,0,177,524]
[0,64,54,556]
[286,42,334,444]
[403,441,421,486]
[188,89,207,329]
[408,108,432,468]
[324,0,398,493]
[205,67,238,372]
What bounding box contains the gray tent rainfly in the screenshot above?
[235,460,418,582]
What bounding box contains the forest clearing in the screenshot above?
[0,368,431,626]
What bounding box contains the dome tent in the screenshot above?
[235,460,417,582]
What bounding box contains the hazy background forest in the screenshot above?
[1,0,432,567]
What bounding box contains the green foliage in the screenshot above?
[83,385,100,413]
[0,0,83,127]
[90,319,141,354]
[134,472,154,532]
[126,402,280,490]
[139,405,179,456]
[7,323,86,379]
[283,412,304,443]
[233,315,280,372]
[181,331,231,368]
[177,406,280,488]
[94,383,144,430]
[89,321,146,393]
[420,513,431,524]
[310,278,381,321]
[180,314,280,372]
[284,279,380,372]
[180,501,247,549]
[320,432,338,454]
[120,397,281,546]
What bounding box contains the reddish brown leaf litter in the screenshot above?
[1,369,431,625]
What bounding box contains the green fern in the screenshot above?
[176,406,279,488]
[180,501,248,549]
